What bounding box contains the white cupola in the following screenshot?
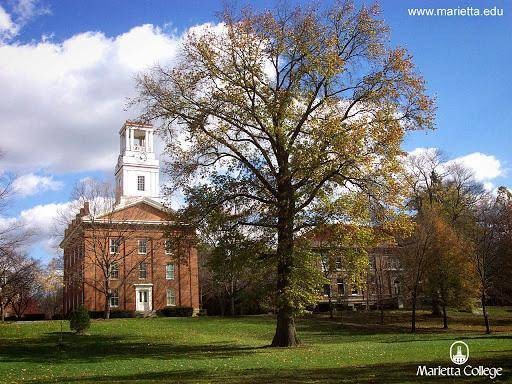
[114,121,160,206]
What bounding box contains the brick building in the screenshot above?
[310,227,403,310]
[320,247,403,310]
[61,121,199,315]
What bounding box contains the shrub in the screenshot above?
[69,305,90,334]
[88,311,104,319]
[110,309,135,318]
[157,306,194,317]
[20,313,46,321]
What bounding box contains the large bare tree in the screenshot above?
[135,2,434,346]
[0,156,36,321]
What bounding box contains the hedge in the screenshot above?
[87,310,135,318]
[157,306,194,317]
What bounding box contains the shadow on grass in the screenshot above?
[26,358,512,384]
[295,316,512,347]
[0,332,262,364]
[298,312,512,337]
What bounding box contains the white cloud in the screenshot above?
[0,215,18,231]
[408,148,505,190]
[0,199,74,261]
[407,147,439,159]
[12,0,51,24]
[0,1,49,42]
[19,201,72,233]
[0,23,182,173]
[12,173,63,196]
[446,152,504,182]
[0,5,18,40]
[19,201,75,256]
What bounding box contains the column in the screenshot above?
[125,128,129,152]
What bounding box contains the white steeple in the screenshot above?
[115,121,160,206]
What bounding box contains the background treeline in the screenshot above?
[192,149,512,334]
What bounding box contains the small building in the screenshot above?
[61,121,200,315]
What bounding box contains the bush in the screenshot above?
[69,305,90,334]
[157,306,194,317]
[21,313,46,321]
[110,309,135,318]
[88,311,104,319]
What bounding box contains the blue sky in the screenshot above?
[0,0,510,263]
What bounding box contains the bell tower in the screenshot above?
[115,121,160,206]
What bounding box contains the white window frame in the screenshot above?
[166,288,176,306]
[138,239,148,255]
[165,239,173,255]
[110,289,119,308]
[139,262,147,279]
[137,175,145,191]
[322,283,331,297]
[337,279,345,295]
[335,257,342,271]
[109,238,120,254]
[110,262,119,279]
[393,279,400,295]
[166,263,175,280]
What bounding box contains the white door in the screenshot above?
[136,287,152,311]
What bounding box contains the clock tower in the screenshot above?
[115,121,160,206]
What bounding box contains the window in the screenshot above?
[323,284,331,296]
[389,259,400,270]
[335,257,342,271]
[139,262,147,279]
[351,285,359,295]
[139,290,148,303]
[137,175,145,191]
[166,288,176,306]
[393,279,400,295]
[138,239,147,254]
[165,239,173,255]
[134,129,146,148]
[110,289,119,308]
[337,278,345,295]
[166,263,175,280]
[109,238,120,254]
[110,262,119,279]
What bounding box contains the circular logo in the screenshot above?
[450,341,469,365]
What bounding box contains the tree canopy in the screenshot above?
[135,1,434,346]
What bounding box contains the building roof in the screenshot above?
[59,198,189,249]
[96,197,168,219]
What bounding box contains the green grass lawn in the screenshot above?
[0,309,511,383]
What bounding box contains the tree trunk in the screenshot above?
[378,283,384,325]
[328,290,333,319]
[219,294,225,317]
[431,292,441,316]
[271,195,299,347]
[481,291,491,334]
[230,291,235,317]
[272,307,299,347]
[104,293,111,319]
[0,303,4,322]
[442,304,448,329]
[411,288,417,333]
